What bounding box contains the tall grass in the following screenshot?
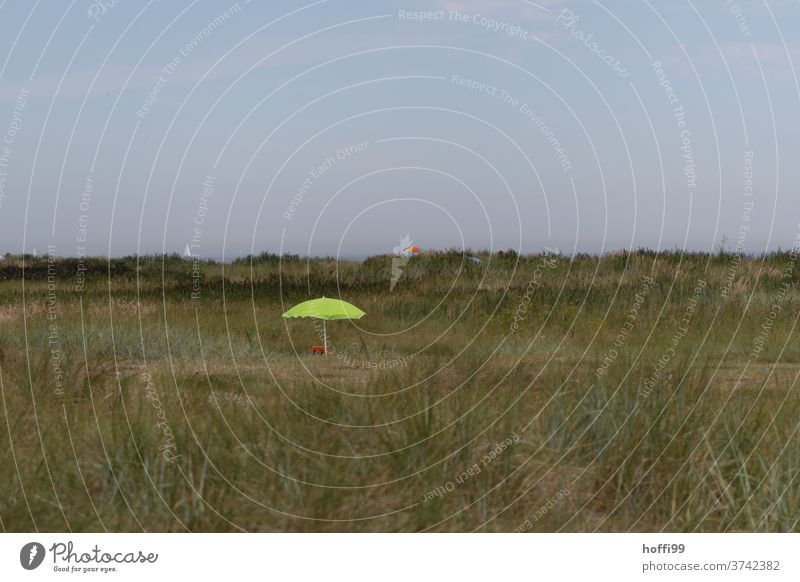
[0,250,798,531]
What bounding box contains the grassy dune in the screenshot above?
[1,249,800,532]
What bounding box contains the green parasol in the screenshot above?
[282,296,366,355]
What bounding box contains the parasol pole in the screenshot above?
[323,320,327,356]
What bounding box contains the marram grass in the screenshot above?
[1,250,799,531]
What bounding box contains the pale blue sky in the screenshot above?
[0,0,798,257]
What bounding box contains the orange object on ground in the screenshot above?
[310,345,332,355]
